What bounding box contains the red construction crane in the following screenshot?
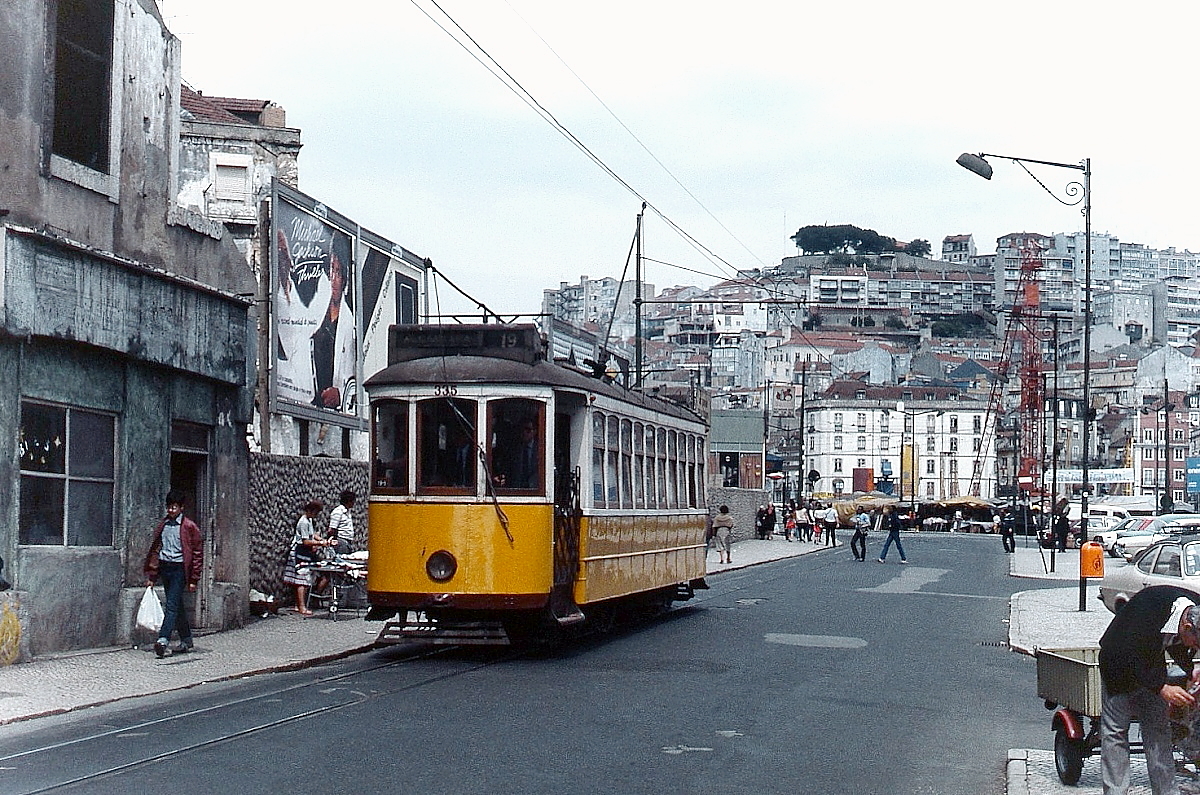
[1011,237,1047,497]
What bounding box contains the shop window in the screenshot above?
[372,400,409,493]
[417,398,477,494]
[19,401,115,546]
[487,399,544,494]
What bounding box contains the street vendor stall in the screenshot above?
[309,551,368,619]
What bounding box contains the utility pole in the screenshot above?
[634,202,645,389]
[797,361,808,502]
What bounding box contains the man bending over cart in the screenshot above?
[1098,585,1200,795]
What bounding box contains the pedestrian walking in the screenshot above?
[822,503,838,547]
[876,504,907,563]
[143,490,203,658]
[797,500,812,542]
[1000,508,1017,554]
[1052,498,1071,552]
[850,507,871,561]
[712,504,735,564]
[1098,585,1200,794]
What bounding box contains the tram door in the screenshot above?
[551,410,581,618]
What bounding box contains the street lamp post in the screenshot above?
[957,151,1092,542]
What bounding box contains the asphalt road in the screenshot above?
[0,533,1043,795]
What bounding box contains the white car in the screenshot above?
[1092,516,1157,557]
[1099,536,1200,613]
[1114,515,1200,561]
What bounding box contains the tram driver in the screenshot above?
[492,415,540,490]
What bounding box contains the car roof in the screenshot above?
[1134,533,1200,558]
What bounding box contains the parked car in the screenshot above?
[1091,516,1158,557]
[1114,515,1200,561]
[1098,536,1200,613]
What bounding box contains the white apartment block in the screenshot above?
[802,391,995,501]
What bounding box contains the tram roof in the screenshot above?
[366,354,705,426]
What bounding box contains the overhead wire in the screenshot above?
[499,0,768,271]
[409,0,744,281]
[409,1,848,380]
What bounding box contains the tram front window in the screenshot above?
[417,398,477,494]
[487,399,544,494]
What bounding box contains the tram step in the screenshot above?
[552,605,586,626]
[376,619,510,646]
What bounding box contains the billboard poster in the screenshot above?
[359,231,422,383]
[273,193,358,418]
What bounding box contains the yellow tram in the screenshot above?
[364,324,709,644]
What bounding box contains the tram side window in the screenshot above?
[372,400,409,493]
[606,415,620,506]
[672,429,681,511]
[620,419,633,509]
[644,424,658,508]
[695,436,706,507]
[487,399,544,494]
[592,412,606,507]
[656,427,668,509]
[686,434,697,508]
[417,398,477,494]
[633,422,644,509]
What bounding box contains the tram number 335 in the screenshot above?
[434,384,458,396]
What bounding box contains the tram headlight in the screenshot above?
[426,551,457,583]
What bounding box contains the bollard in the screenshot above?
[1079,541,1105,611]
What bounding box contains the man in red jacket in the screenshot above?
[144,490,204,658]
[1099,585,1200,794]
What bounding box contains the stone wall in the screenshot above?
[248,453,369,603]
[707,487,771,544]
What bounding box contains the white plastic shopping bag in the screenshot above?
[136,585,164,632]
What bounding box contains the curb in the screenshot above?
[1007,749,1029,795]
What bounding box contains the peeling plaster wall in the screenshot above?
[1,1,256,660]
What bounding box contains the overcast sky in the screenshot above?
[161,0,1198,317]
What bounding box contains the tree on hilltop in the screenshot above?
[790,224,898,255]
[905,239,932,257]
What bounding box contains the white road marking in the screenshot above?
[858,566,949,593]
[765,633,868,648]
[661,745,714,754]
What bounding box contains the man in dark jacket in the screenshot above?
[1098,585,1200,794]
[144,491,204,658]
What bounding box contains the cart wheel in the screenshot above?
[1054,728,1086,785]
[329,602,338,614]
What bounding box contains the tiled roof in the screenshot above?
[180,85,247,124]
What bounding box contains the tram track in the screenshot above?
[1,643,527,795]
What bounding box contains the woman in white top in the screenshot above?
[283,500,334,615]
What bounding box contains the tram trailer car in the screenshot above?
[364,324,709,644]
